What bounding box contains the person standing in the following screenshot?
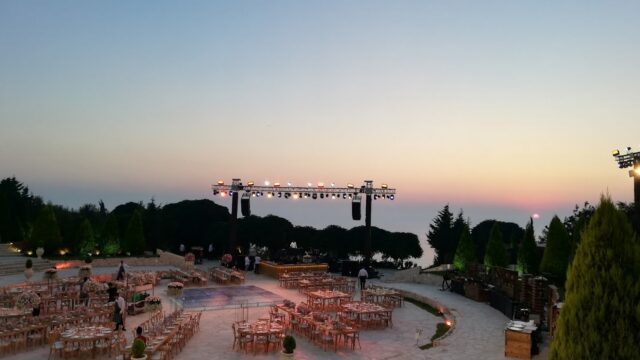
[116,261,125,281]
[107,282,118,303]
[179,243,185,255]
[254,256,261,274]
[358,266,369,290]
[208,243,214,260]
[114,292,126,331]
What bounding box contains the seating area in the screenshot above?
[129,309,202,360]
[208,267,245,284]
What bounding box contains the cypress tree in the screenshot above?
[550,197,640,359]
[124,210,145,256]
[453,224,475,271]
[427,205,454,265]
[102,213,120,255]
[517,218,539,274]
[540,216,571,282]
[77,218,96,256]
[30,205,62,255]
[484,223,507,268]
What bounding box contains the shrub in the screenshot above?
[282,335,296,354]
[131,338,146,358]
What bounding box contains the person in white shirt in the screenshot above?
[114,293,126,331]
[358,267,369,290]
[254,256,261,274]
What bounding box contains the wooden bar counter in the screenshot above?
[258,261,328,278]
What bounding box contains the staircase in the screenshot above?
[0,244,54,275]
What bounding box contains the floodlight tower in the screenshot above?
[612,147,640,232]
[212,179,396,265]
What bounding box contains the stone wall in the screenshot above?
[382,267,443,286]
[54,250,185,269]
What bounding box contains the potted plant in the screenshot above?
[281,335,296,359]
[24,259,33,282]
[131,338,147,360]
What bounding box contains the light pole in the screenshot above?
[212,179,396,265]
[612,147,640,232]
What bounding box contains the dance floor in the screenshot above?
[179,285,283,309]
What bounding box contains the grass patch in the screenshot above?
[418,322,451,350]
[403,297,441,316]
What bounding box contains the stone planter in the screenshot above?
[35,247,44,259]
[280,351,295,359]
[131,355,147,360]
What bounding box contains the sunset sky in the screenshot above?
[2,1,640,263]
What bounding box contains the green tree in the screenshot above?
[453,224,475,271]
[540,216,571,282]
[102,213,120,255]
[427,205,454,265]
[484,223,507,268]
[517,218,539,274]
[124,210,145,255]
[77,218,96,256]
[550,197,640,359]
[30,205,62,254]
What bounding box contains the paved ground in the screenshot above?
[0,263,546,360]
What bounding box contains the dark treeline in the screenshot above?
[0,177,422,265]
[427,201,638,284]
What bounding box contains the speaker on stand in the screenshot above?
[352,195,362,220]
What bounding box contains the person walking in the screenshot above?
[114,292,126,331]
[358,266,369,290]
[116,260,125,281]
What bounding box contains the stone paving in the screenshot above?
[0,263,546,360]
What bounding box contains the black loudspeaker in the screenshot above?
[241,197,251,217]
[352,198,361,220]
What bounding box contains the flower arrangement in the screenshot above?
[78,264,92,278]
[145,296,162,305]
[82,279,106,293]
[15,291,40,309]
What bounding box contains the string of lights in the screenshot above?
[212,178,396,266]
[212,180,396,200]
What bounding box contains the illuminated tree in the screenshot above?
[550,197,640,359]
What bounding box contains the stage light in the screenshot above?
[287,182,292,186]
[381,183,388,189]
[274,182,280,187]
[318,182,324,188]
[220,191,227,197]
[312,194,317,199]
[389,195,395,200]
[284,193,290,199]
[293,193,299,199]
[348,194,352,199]
[347,183,354,188]
[217,180,224,185]
[374,194,378,200]
[247,181,254,187]
[307,182,312,187]
[229,191,234,196]
[264,181,270,186]
[320,194,324,199]
[251,192,256,197]
[213,190,219,195]
[331,183,336,187]
[612,149,620,156]
[267,193,273,198]
[277,192,282,198]
[331,195,336,199]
